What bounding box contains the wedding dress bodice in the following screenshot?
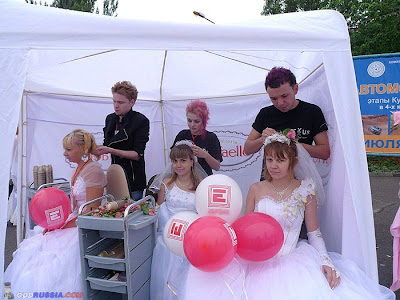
[67,161,107,222]
[164,183,196,215]
[255,179,316,257]
[70,176,87,214]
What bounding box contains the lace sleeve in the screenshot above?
[80,161,107,188]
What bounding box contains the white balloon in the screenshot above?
[163,211,199,258]
[195,174,242,224]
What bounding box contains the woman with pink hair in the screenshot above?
[172,100,222,175]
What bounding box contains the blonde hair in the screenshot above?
[111,81,138,101]
[168,144,201,191]
[63,129,97,155]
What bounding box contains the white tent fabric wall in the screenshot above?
[0,0,378,291]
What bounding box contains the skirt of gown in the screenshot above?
[4,227,82,295]
[150,201,195,300]
[182,240,395,300]
[150,234,191,300]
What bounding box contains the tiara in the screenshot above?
[263,129,296,147]
[175,140,194,147]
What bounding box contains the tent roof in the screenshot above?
[1,1,350,52]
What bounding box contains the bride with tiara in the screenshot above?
[150,141,207,300]
[4,129,107,295]
[179,132,394,300]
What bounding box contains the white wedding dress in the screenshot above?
[4,161,106,296]
[150,183,197,300]
[180,179,395,300]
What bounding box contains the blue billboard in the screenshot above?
[353,53,400,154]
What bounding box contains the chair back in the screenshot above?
[106,164,130,200]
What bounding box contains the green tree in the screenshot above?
[101,0,118,17]
[51,0,96,13]
[261,0,400,55]
[25,0,49,6]
[27,0,118,16]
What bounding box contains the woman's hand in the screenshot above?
[191,145,220,171]
[191,145,208,159]
[322,265,341,289]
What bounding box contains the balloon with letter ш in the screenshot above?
[232,212,284,261]
[183,216,237,272]
[163,211,199,258]
[29,187,71,230]
[195,174,242,224]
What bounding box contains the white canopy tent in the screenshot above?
[0,0,377,290]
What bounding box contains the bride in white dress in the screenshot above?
[181,133,394,300]
[4,129,106,295]
[150,143,204,300]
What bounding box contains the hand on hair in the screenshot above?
[262,127,277,139]
[95,145,112,155]
[191,145,208,159]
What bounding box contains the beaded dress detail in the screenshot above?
[255,178,315,257]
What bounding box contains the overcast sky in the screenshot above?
[15,0,264,24]
[14,0,264,23]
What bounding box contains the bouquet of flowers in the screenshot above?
[88,197,155,218]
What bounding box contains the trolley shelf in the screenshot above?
[77,196,157,300]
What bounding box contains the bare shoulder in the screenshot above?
[162,177,174,190]
[293,179,301,188]
[248,181,267,199]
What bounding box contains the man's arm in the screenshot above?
[95,146,140,160]
[244,128,277,155]
[299,131,330,160]
[244,129,264,155]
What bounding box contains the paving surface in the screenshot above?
[3,175,400,298]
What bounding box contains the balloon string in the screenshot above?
[167,281,179,299]
[218,257,249,300]
[219,271,237,299]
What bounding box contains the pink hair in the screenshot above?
[186,100,210,138]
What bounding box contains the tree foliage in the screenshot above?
[26,0,118,16]
[261,0,400,56]
[101,0,118,17]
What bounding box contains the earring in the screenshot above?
[81,154,88,162]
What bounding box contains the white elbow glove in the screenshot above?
[307,228,336,270]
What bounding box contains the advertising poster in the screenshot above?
[354,54,400,154]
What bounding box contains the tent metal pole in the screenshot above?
[23,90,267,102]
[160,51,168,166]
[17,92,27,245]
[298,63,323,85]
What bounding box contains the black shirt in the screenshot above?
[103,109,149,192]
[172,130,223,176]
[252,100,328,145]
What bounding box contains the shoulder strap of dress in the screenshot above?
[300,178,316,197]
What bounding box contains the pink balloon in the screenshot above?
[184,216,237,272]
[29,187,71,230]
[232,212,283,261]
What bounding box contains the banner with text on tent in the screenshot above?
[354,54,400,154]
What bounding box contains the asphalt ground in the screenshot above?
[4,175,400,298]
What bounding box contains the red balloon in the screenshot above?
[232,212,283,261]
[183,216,237,272]
[29,187,71,230]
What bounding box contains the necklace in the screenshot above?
[72,159,92,186]
[177,178,191,187]
[270,179,293,201]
